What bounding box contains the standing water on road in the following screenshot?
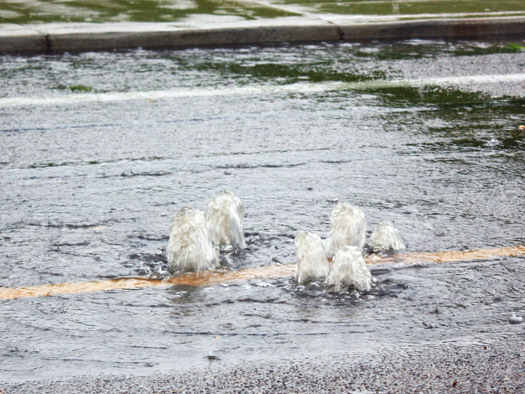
[0,40,524,382]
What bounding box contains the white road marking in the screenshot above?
[1,73,524,108]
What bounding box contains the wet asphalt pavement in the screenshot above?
[1,39,524,391]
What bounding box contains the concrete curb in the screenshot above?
[47,19,341,53]
[1,16,524,54]
[340,16,525,41]
[0,25,48,53]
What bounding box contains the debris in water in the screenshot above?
[369,220,406,253]
[326,245,372,292]
[486,137,500,147]
[206,353,220,361]
[166,207,219,273]
[325,202,366,258]
[294,231,329,285]
[509,313,523,324]
[206,190,246,249]
[148,272,163,280]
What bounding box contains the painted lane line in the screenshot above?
[0,245,523,300]
[1,73,524,108]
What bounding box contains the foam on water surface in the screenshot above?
[294,231,330,285]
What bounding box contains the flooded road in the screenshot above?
[1,40,524,383]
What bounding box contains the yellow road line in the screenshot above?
[370,245,525,264]
[1,245,523,300]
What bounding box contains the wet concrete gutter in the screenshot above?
[1,16,524,54]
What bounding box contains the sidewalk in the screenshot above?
[1,1,524,54]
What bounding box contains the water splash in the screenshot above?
[206,190,246,249]
[325,202,366,258]
[294,231,329,285]
[166,207,219,273]
[368,220,406,253]
[326,246,372,293]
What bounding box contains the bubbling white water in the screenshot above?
[206,190,246,249]
[294,231,330,285]
[369,220,406,253]
[166,207,219,273]
[325,202,366,258]
[326,245,372,292]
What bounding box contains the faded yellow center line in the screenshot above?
[1,245,523,300]
[369,245,525,264]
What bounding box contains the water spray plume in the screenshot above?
[325,202,366,258]
[326,245,372,292]
[166,207,219,274]
[369,220,406,253]
[206,190,246,249]
[294,231,330,285]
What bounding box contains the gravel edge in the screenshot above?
[3,336,524,393]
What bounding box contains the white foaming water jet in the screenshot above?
[369,220,406,253]
[294,231,330,285]
[325,202,366,258]
[166,207,219,273]
[326,245,372,292]
[206,190,246,249]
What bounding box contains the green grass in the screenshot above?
[68,85,94,93]
[0,1,523,24]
